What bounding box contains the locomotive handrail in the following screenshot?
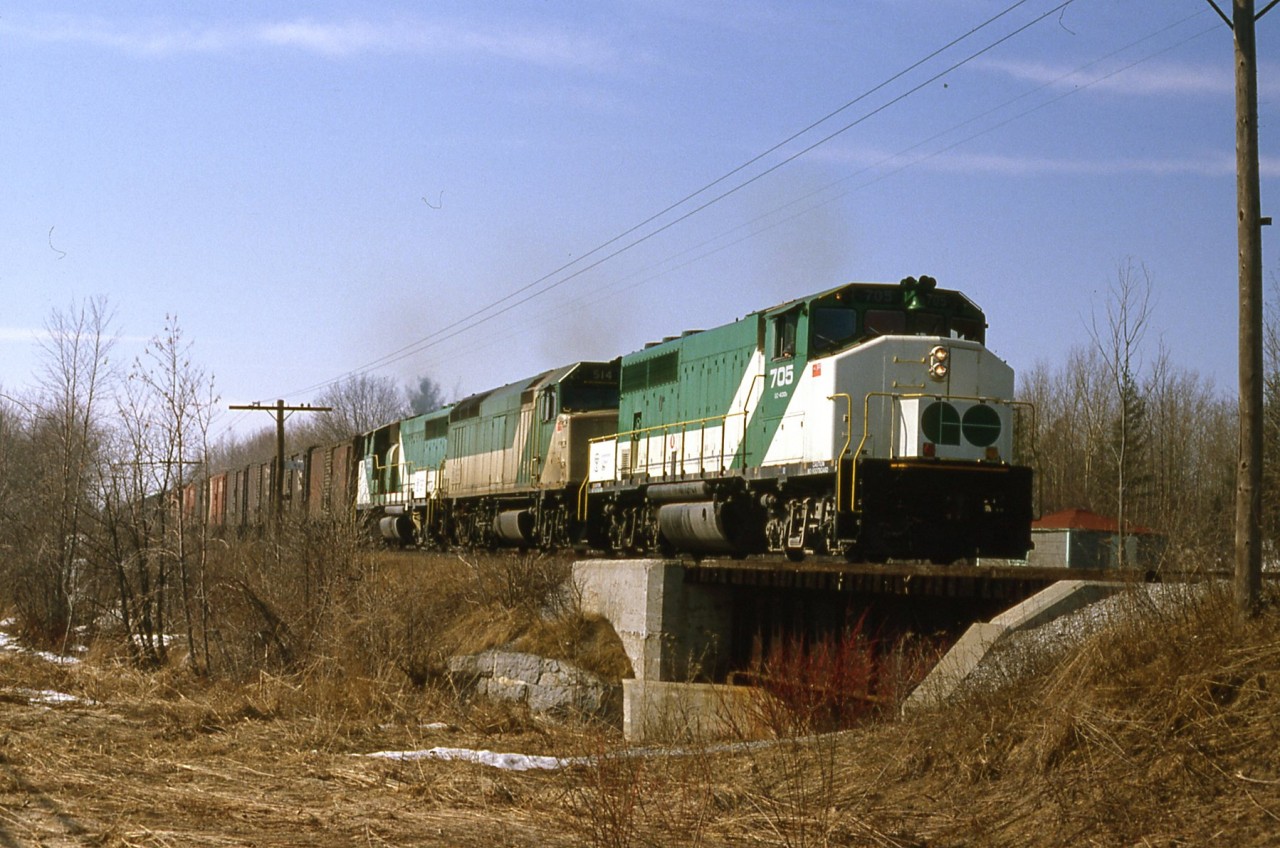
[576,404,755,521]
[372,451,456,506]
[576,474,589,522]
[371,452,414,503]
[828,393,852,512]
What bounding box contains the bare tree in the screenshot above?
[1089,260,1154,568]
[1024,341,1235,569]
[1023,347,1115,515]
[0,388,25,532]
[1262,278,1280,559]
[135,317,219,671]
[97,378,170,667]
[92,316,218,670]
[12,299,116,646]
[309,373,408,442]
[1147,344,1236,566]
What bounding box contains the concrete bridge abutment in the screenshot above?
[574,559,753,741]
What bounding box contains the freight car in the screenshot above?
[188,439,358,533]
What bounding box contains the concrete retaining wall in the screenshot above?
[905,580,1124,710]
[623,679,773,743]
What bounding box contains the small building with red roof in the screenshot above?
[1026,508,1162,570]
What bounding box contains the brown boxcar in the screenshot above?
[306,440,356,520]
[207,471,228,528]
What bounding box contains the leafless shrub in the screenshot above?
[460,551,572,614]
[560,728,720,848]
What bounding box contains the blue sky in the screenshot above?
[2,1,1276,439]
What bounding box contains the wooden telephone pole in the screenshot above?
[1209,0,1274,614]
[228,399,331,526]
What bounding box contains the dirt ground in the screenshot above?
[2,584,1279,847]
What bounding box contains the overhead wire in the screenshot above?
[476,8,1219,349]
[273,0,1069,403]
[227,0,1209,438]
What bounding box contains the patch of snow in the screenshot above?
[362,737,793,773]
[366,747,579,772]
[30,649,81,666]
[376,721,458,733]
[0,625,81,665]
[15,688,82,706]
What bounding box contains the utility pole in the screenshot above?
[228,400,331,527]
[1208,0,1273,614]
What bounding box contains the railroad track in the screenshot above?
[377,545,1259,598]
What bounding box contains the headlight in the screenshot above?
[928,346,950,382]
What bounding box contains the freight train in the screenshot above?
[197,276,1034,563]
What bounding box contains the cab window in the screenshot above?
[810,306,857,354]
[864,309,905,337]
[538,387,557,422]
[908,313,945,336]
[772,311,798,359]
[951,318,984,342]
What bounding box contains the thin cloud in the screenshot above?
[921,149,1241,177]
[0,328,150,345]
[255,18,615,67]
[822,145,1280,179]
[0,16,234,55]
[0,329,45,343]
[971,57,1280,99]
[0,14,617,69]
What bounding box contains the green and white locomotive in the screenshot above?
[358,361,620,549]
[353,276,1033,562]
[583,276,1033,563]
[357,404,453,546]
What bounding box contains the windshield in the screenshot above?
[809,306,858,355]
[812,306,985,353]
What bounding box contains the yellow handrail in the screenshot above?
[827,393,852,511]
[577,394,758,521]
[849,392,1036,512]
[575,388,1036,525]
[576,475,590,522]
[371,452,415,502]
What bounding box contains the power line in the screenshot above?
[215,7,1206,446]
[216,3,1213,448]
[403,9,1218,382]
[277,0,1072,401]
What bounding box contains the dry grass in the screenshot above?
[2,555,1278,845]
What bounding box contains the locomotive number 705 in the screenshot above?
[768,364,794,389]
